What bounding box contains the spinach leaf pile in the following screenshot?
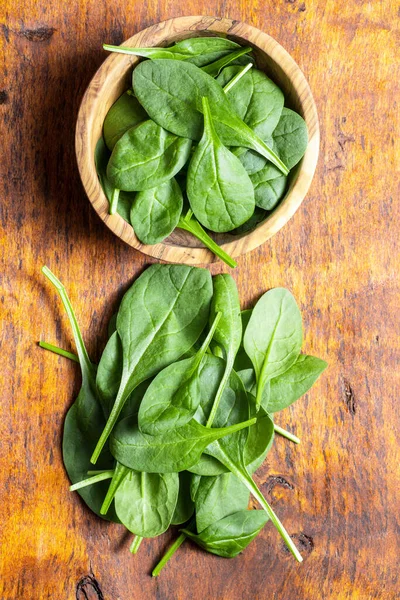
[40,264,326,574]
[94,37,308,267]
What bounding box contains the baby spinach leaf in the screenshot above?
[41,267,119,522]
[243,288,303,408]
[107,120,192,191]
[177,209,237,268]
[231,207,266,235]
[233,310,253,372]
[206,274,242,425]
[96,331,150,420]
[103,91,147,151]
[250,164,287,210]
[138,312,221,435]
[133,60,289,174]
[217,66,284,140]
[110,415,256,473]
[130,177,183,245]
[272,107,308,170]
[171,472,195,525]
[103,37,241,66]
[91,264,213,463]
[204,440,302,561]
[243,404,274,474]
[114,470,179,537]
[193,472,249,533]
[187,97,255,233]
[94,137,135,221]
[201,47,252,77]
[266,354,328,413]
[181,510,268,557]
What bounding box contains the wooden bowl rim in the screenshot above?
[75,15,319,265]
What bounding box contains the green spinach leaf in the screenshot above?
[272,107,308,170]
[201,47,252,77]
[181,510,268,557]
[187,97,255,233]
[130,178,183,245]
[103,37,241,66]
[171,472,195,525]
[193,472,249,533]
[133,60,289,174]
[91,264,213,463]
[217,66,284,140]
[107,120,192,191]
[243,288,303,408]
[115,470,179,537]
[138,312,221,435]
[103,91,147,151]
[110,415,256,473]
[250,164,287,210]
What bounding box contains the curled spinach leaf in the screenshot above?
[103,37,241,66]
[107,120,192,191]
[171,471,195,525]
[181,510,268,557]
[130,178,183,245]
[201,47,252,77]
[193,472,249,533]
[187,97,255,233]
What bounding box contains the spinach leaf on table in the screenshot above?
[250,164,287,210]
[114,470,179,537]
[205,274,242,425]
[133,60,289,174]
[217,66,284,140]
[243,288,303,408]
[107,120,192,191]
[110,414,256,473]
[103,91,147,151]
[138,312,221,435]
[41,267,119,522]
[103,37,242,66]
[171,471,195,525]
[192,472,249,533]
[265,354,328,413]
[181,510,268,557]
[91,264,213,463]
[130,177,183,245]
[271,107,308,170]
[187,97,255,233]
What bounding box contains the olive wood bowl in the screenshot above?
[76,16,319,265]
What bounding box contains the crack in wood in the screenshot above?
[76,574,104,600]
[341,377,356,415]
[264,475,294,498]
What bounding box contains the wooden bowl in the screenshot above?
[76,16,319,265]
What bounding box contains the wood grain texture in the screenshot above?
[76,16,319,264]
[0,1,399,599]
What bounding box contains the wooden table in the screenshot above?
[1,2,399,599]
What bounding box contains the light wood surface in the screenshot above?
[76,16,319,264]
[0,1,399,599]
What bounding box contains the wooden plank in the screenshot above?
[0,1,399,598]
